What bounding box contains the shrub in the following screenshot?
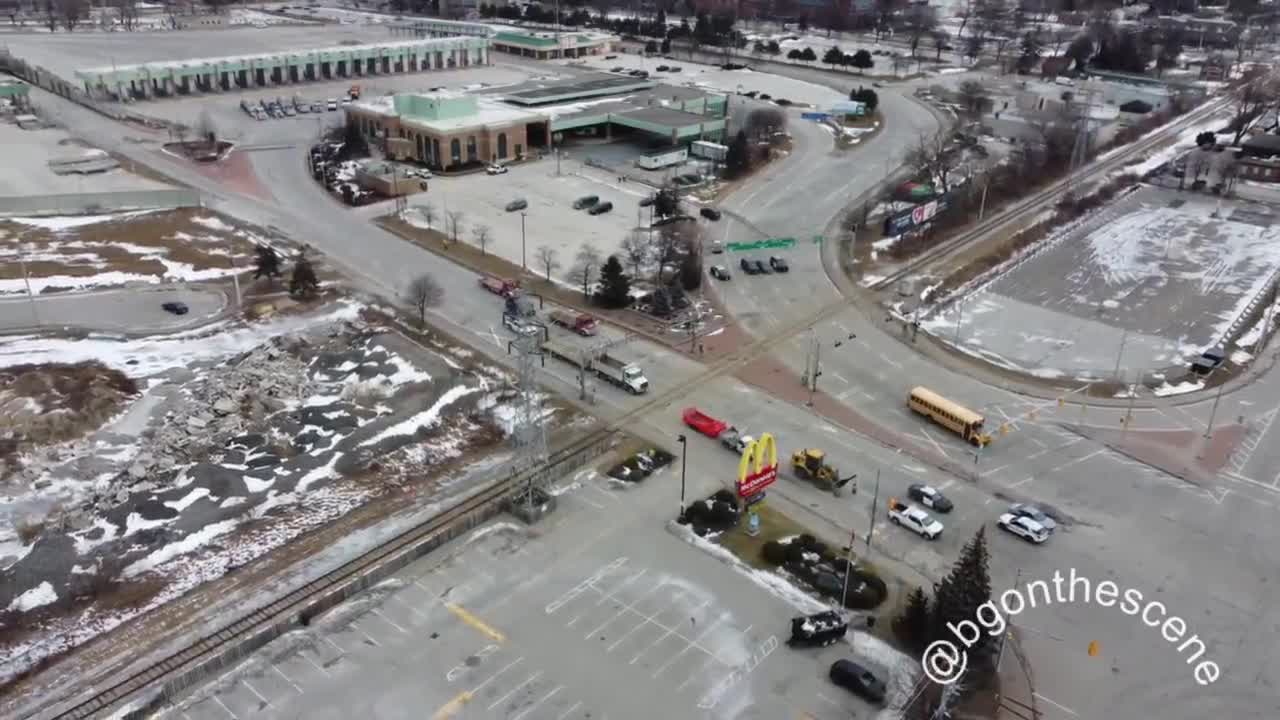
[15,516,45,545]
[762,540,788,565]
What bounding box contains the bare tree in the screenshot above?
[905,131,960,193]
[905,5,938,58]
[471,224,491,255]
[445,210,465,245]
[195,109,217,145]
[957,80,989,120]
[566,243,602,299]
[535,244,560,282]
[406,273,444,327]
[620,230,652,279]
[417,202,437,229]
[1229,67,1280,146]
[43,0,58,31]
[113,0,137,30]
[58,0,87,31]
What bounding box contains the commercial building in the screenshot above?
[345,72,728,172]
[76,20,493,101]
[488,28,614,59]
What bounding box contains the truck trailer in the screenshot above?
[548,309,599,336]
[541,340,648,394]
[636,147,688,170]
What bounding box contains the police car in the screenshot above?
[907,483,953,513]
[998,513,1049,544]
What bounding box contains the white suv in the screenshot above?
[998,513,1049,544]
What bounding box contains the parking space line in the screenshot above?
[488,671,543,711]
[272,664,303,694]
[445,603,506,643]
[472,656,524,695]
[512,685,563,720]
[674,656,715,691]
[585,582,666,640]
[596,568,648,607]
[1047,449,1105,474]
[353,624,381,647]
[242,679,272,708]
[432,691,473,720]
[631,599,709,664]
[213,696,239,719]
[607,591,684,651]
[575,493,606,510]
[391,592,430,620]
[372,608,407,633]
[652,614,729,679]
[556,701,583,720]
[323,635,344,653]
[591,484,620,503]
[1009,476,1034,489]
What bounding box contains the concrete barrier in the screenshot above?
[0,189,201,216]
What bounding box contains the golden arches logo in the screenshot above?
[737,432,778,496]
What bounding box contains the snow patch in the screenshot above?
[8,581,58,612]
[164,487,211,512]
[123,519,238,578]
[361,385,481,447]
[1153,379,1204,397]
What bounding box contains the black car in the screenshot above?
[753,259,770,274]
[829,660,887,704]
[656,64,670,71]
[162,301,189,315]
[907,483,953,513]
[769,256,789,272]
[788,611,847,648]
[709,265,731,281]
[740,257,760,274]
[700,207,722,221]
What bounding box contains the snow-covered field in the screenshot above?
[921,187,1280,380]
[0,301,545,687]
[0,208,274,295]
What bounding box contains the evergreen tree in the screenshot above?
[253,244,281,281]
[850,86,879,112]
[654,186,681,218]
[851,49,873,74]
[893,586,932,653]
[661,36,671,54]
[290,253,320,298]
[725,130,751,178]
[823,45,844,67]
[1018,31,1043,73]
[800,46,817,62]
[931,527,993,654]
[597,255,632,308]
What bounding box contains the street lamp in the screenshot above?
[677,434,689,523]
[520,211,528,271]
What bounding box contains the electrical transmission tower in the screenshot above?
[509,330,550,513]
[1064,85,1099,201]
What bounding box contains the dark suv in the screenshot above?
[769,256,789,272]
[740,257,759,274]
[829,660,886,704]
[700,207,722,221]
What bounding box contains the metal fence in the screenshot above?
[0,189,201,216]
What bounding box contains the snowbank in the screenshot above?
[8,581,58,612]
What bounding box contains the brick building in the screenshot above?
[347,93,545,170]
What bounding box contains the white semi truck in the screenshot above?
[541,340,649,394]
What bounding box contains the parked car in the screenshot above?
[505,198,528,212]
[774,98,792,106]
[709,265,731,281]
[311,101,324,112]
[759,93,772,100]
[573,195,600,210]
[296,102,310,114]
[656,64,670,71]
[588,201,614,215]
[752,259,770,274]
[328,99,339,110]
[668,66,682,72]
[611,66,625,72]
[486,163,508,175]
[700,207,722,221]
[1008,504,1057,532]
[161,301,189,315]
[998,513,1050,544]
[769,256,789,272]
[710,240,723,254]
[283,105,296,116]
[740,257,760,275]
[907,483,953,513]
[788,611,847,648]
[639,196,656,207]
[829,660,886,704]
[743,90,759,98]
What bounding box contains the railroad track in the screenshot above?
[46,88,1237,720]
[870,95,1232,291]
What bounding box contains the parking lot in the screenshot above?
[161,477,885,720]
[132,66,542,147]
[409,159,655,275]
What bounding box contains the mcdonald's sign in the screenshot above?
[737,432,779,498]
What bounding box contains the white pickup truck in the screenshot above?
[888,499,944,540]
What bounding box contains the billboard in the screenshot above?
[882,196,950,237]
[737,432,779,498]
[830,100,867,116]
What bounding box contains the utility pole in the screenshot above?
[19,257,39,327]
[1203,382,1226,440]
[840,520,857,610]
[677,434,689,521]
[1112,328,1128,383]
[994,568,1022,674]
[1121,381,1137,442]
[805,332,822,406]
[865,470,880,555]
[520,211,528,271]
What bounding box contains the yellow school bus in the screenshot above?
[908,387,992,447]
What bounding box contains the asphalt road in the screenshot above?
[0,285,226,334]
[25,56,1280,720]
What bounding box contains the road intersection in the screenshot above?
[21,50,1280,720]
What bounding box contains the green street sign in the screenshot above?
[727,237,796,252]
